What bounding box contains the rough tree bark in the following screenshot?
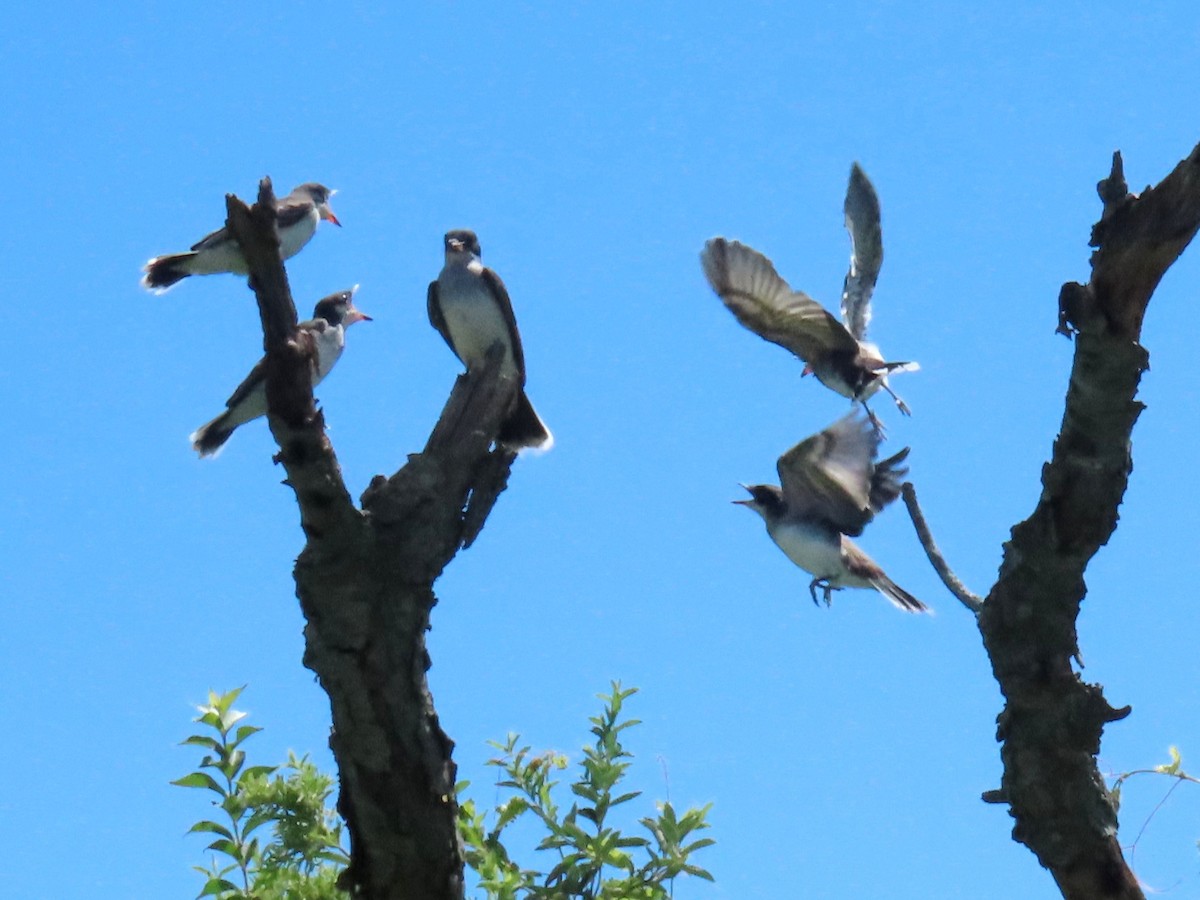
[224,180,520,900]
[913,144,1200,899]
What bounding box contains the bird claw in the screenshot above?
[862,405,887,437]
[808,578,838,608]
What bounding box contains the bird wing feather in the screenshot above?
[701,238,858,362]
[480,266,527,379]
[776,412,880,535]
[841,163,883,341]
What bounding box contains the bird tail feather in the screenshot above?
[142,252,197,293]
[498,390,553,452]
[190,414,235,459]
[871,575,929,613]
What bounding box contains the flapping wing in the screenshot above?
[702,238,858,364]
[869,446,910,513]
[841,163,883,341]
[776,412,881,535]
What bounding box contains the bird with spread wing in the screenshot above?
[734,411,927,613]
[701,164,917,426]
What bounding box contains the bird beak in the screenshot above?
[801,364,813,377]
[345,306,372,325]
[731,483,753,506]
[321,205,342,227]
[448,238,464,252]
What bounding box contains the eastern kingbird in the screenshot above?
[427,229,553,451]
[700,165,916,424]
[189,288,370,457]
[734,411,927,613]
[143,183,340,293]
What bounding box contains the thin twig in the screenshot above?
[900,482,984,613]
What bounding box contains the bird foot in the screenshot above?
[808,578,840,608]
[862,405,887,437]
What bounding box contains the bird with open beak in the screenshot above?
[734,411,927,613]
[189,288,370,457]
[142,182,341,293]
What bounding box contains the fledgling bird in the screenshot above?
[189,288,371,457]
[142,183,341,293]
[427,229,553,451]
[734,411,927,613]
[700,164,917,424]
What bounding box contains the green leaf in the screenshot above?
[496,797,530,830]
[181,734,221,751]
[171,772,225,795]
[187,820,234,840]
[197,876,240,897]
[237,764,277,785]
[204,837,242,859]
[230,724,263,748]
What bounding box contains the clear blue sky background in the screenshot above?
[4,3,1199,897]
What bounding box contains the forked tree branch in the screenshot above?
[226,179,522,899]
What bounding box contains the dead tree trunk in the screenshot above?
[224,180,520,899]
[913,144,1200,899]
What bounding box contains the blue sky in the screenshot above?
[4,2,1200,897]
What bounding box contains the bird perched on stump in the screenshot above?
[142,182,340,293]
[734,411,927,613]
[427,229,553,452]
[189,288,370,457]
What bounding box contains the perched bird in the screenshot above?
[142,183,341,293]
[734,411,927,613]
[189,288,370,457]
[700,164,917,425]
[427,229,553,451]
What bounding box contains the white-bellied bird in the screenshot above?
[189,288,370,457]
[734,411,927,613]
[427,229,553,451]
[143,183,340,293]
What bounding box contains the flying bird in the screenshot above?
[189,288,370,457]
[427,229,553,451]
[734,411,927,613]
[142,183,341,293]
[700,164,916,424]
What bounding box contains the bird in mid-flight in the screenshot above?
[427,229,553,452]
[734,411,927,613]
[142,183,341,293]
[189,288,370,457]
[700,164,917,425]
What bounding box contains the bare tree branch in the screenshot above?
[979,143,1200,900]
[900,482,982,613]
[226,179,523,899]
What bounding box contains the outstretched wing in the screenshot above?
[776,411,882,536]
[841,163,883,341]
[701,238,857,363]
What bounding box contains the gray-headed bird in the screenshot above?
[143,183,340,293]
[734,411,927,613]
[189,288,370,457]
[427,229,552,451]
